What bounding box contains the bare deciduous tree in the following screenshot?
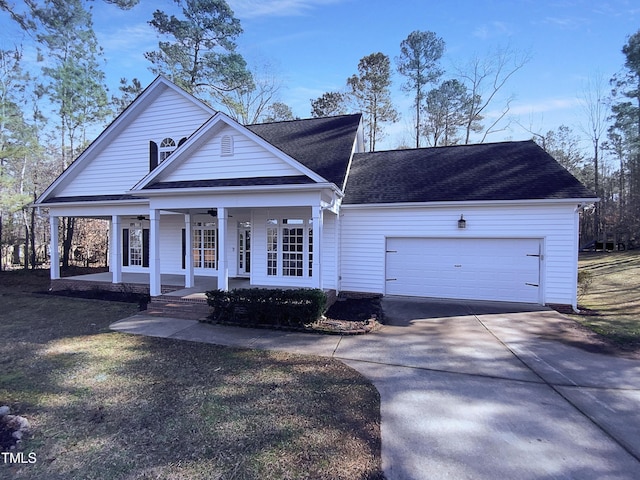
[456,44,530,143]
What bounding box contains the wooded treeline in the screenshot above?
[0,0,638,272]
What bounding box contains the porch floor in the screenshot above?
[57,272,310,300]
[60,272,249,297]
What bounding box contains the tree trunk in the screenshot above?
[62,217,75,269]
[23,221,29,270]
[29,204,36,269]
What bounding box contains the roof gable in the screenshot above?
[344,140,596,204]
[133,113,327,190]
[36,76,215,204]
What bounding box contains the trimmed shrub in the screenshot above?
[205,288,327,328]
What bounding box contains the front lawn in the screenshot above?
[573,250,640,352]
[0,270,383,479]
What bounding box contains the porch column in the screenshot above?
[49,215,60,280]
[149,208,161,297]
[218,207,229,291]
[184,213,194,288]
[111,215,122,284]
[312,206,323,288]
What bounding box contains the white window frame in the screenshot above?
[266,218,313,277]
[159,137,176,163]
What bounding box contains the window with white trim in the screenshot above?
[159,137,176,162]
[266,218,313,277]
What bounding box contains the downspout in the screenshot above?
[572,204,582,313]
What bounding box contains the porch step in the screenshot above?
[147,298,211,321]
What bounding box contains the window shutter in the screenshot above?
[181,228,186,269]
[122,228,129,266]
[149,141,158,171]
[178,137,187,147]
[142,228,150,268]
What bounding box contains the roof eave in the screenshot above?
[341,197,599,209]
[131,182,344,197]
[37,198,150,208]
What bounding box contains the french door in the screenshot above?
[238,227,251,276]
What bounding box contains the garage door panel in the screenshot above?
[386,238,540,303]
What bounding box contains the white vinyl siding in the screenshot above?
[340,203,579,305]
[56,87,211,197]
[160,125,303,182]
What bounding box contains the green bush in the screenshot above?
[205,288,327,328]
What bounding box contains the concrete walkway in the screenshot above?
[110,297,640,480]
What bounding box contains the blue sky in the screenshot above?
[2,0,640,151]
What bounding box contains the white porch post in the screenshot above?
[184,213,194,288]
[49,215,60,280]
[312,206,323,288]
[149,208,161,297]
[218,207,229,291]
[111,215,122,284]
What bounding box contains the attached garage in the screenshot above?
[385,237,541,303]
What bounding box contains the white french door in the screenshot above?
[193,222,217,270]
[238,226,251,276]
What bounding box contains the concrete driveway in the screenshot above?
[338,296,640,480]
[111,296,640,480]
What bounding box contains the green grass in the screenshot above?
[0,270,383,479]
[573,250,640,350]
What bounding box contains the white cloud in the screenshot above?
[96,22,157,56]
[229,0,345,18]
[508,97,580,116]
[541,15,590,29]
[472,21,514,40]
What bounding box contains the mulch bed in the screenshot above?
[46,288,149,309]
[313,295,383,334]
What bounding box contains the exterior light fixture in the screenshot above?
[458,214,466,229]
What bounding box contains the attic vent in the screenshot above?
[221,135,234,156]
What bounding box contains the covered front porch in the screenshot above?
[45,184,341,298]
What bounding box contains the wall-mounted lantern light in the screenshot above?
[458,214,466,229]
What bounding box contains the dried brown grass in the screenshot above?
[0,270,383,479]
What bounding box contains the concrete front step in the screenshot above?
[147,299,211,321]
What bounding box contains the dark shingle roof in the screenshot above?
[344,140,596,204]
[146,175,314,189]
[247,114,361,187]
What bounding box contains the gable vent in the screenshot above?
[221,135,234,156]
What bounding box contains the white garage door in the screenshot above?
[385,238,541,303]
